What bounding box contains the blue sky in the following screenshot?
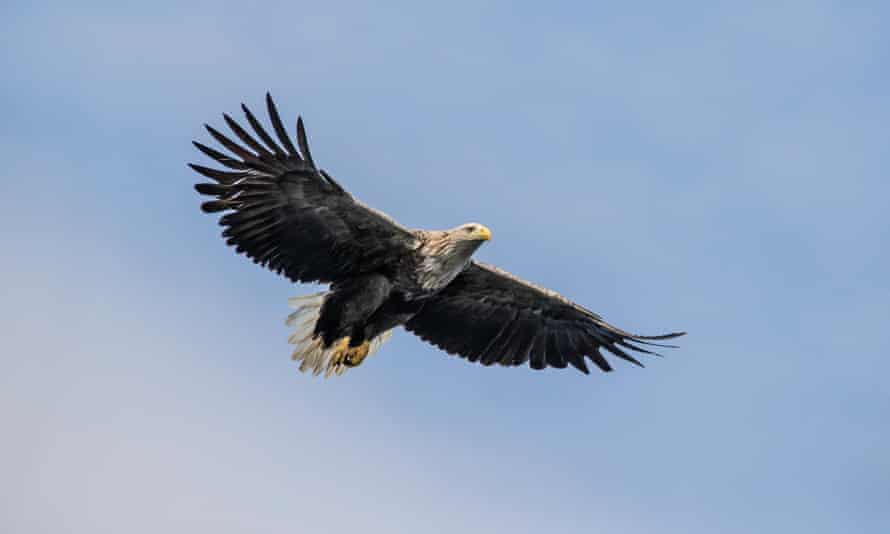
[2,1,888,532]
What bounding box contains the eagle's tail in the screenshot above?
[285,292,393,378]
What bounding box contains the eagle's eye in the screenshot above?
[464,226,475,233]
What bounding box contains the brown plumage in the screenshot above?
[191,94,684,377]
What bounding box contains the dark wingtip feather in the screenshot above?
[617,340,663,357]
[191,141,246,170]
[194,183,229,196]
[634,331,686,340]
[568,356,591,374]
[205,124,256,160]
[296,116,316,168]
[587,350,614,372]
[602,343,645,368]
[241,102,286,157]
[622,356,645,368]
[266,93,300,156]
[630,337,683,349]
[223,112,270,157]
[188,163,243,184]
[200,200,231,213]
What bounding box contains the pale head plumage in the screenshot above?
[450,222,492,243]
[414,222,492,291]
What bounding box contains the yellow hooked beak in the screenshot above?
[475,225,492,241]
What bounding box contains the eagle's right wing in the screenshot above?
[405,262,685,374]
[190,94,416,285]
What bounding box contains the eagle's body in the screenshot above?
[191,94,684,377]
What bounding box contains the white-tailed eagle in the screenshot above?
[191,94,684,377]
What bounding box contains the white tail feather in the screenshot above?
[286,292,392,377]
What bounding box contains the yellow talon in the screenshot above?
[344,341,372,367]
[331,337,350,366]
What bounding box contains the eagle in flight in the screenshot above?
[191,94,684,377]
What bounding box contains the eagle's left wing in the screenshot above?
[404,262,684,374]
[190,94,416,286]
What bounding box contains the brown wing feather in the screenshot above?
[190,94,416,285]
[405,262,684,374]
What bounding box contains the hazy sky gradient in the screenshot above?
[2,1,888,532]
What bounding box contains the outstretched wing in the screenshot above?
[405,262,685,374]
[190,94,416,285]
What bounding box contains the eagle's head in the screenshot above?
[415,223,492,290]
[451,222,492,243]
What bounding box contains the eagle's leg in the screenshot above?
[287,290,394,378]
[326,337,372,369]
[313,336,377,376]
[343,341,372,367]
